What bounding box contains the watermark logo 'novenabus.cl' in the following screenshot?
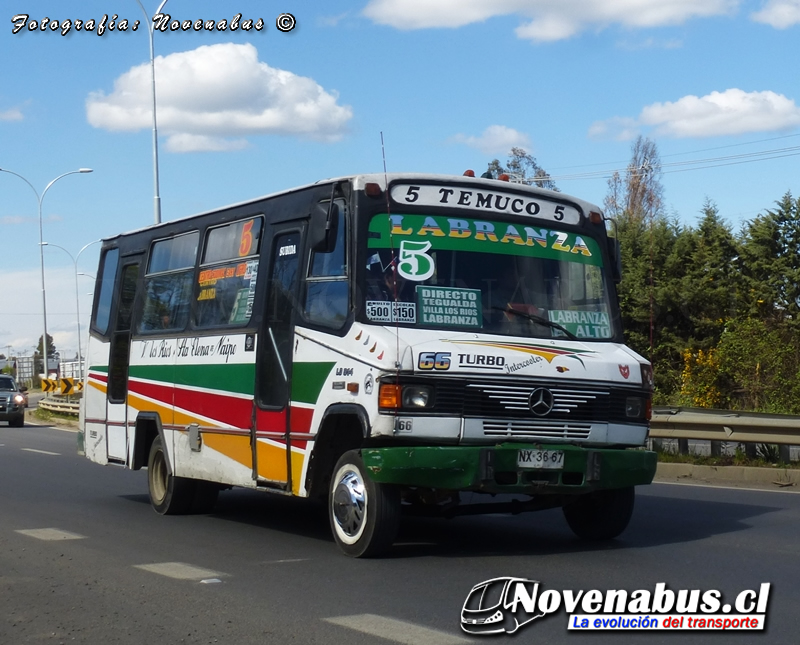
[461,578,771,635]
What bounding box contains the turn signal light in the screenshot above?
[379,383,402,409]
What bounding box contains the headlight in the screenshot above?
[625,397,643,418]
[402,385,432,408]
[378,383,435,410]
[14,394,24,404]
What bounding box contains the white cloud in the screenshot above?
[318,12,352,27]
[615,37,683,50]
[642,90,800,137]
[751,0,800,28]
[588,117,640,141]
[87,43,353,152]
[165,134,249,153]
[0,108,23,121]
[452,125,531,155]
[1,215,31,225]
[362,0,739,41]
[590,89,800,140]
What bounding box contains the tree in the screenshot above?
[606,136,677,397]
[615,210,688,398]
[738,191,800,325]
[35,334,57,358]
[504,147,558,191]
[482,148,558,190]
[674,199,740,349]
[604,135,663,222]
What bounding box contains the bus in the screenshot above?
[80,172,656,557]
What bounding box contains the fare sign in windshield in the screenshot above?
[390,183,581,225]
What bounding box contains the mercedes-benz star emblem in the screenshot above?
[528,387,555,416]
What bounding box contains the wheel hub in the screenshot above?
[332,470,366,538]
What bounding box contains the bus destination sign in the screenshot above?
[390,184,581,225]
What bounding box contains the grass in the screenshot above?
[656,445,799,469]
[31,407,78,425]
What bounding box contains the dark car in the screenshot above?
[0,375,26,427]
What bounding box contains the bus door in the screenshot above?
[106,256,141,464]
[254,226,304,488]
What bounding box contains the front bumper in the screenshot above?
[362,443,656,495]
[0,409,24,421]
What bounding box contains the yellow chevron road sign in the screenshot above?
[60,377,74,396]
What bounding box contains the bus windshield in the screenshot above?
[362,213,615,340]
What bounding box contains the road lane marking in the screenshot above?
[653,481,800,495]
[133,562,228,581]
[16,528,86,540]
[324,614,470,645]
[21,448,60,456]
[261,558,310,564]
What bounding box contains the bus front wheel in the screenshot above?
[562,486,635,541]
[328,450,400,557]
[148,435,195,515]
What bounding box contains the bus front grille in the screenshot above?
[482,419,592,440]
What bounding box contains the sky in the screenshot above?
[1,0,799,361]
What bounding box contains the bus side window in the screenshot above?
[92,247,119,336]
[138,232,199,333]
[195,216,263,328]
[303,202,348,328]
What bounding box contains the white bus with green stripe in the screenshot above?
[81,173,656,557]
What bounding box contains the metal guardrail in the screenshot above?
[31,398,800,444]
[650,407,800,446]
[38,395,80,416]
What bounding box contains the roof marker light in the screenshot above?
[365,182,383,197]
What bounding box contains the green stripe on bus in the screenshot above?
[129,364,256,396]
[291,362,336,405]
[126,361,334,401]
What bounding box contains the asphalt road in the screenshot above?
[2,421,799,644]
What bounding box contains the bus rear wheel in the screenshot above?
[148,435,195,515]
[562,486,635,541]
[328,450,400,558]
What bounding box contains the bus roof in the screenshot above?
[100,173,604,245]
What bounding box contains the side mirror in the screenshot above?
[608,237,622,283]
[309,201,339,253]
[20,386,28,392]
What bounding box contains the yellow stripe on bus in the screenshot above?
[127,392,174,426]
[88,379,107,394]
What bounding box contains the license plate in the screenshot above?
[517,449,564,469]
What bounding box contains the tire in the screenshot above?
[329,450,400,558]
[9,414,24,428]
[563,486,635,541]
[147,435,195,515]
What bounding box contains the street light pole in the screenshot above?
[0,167,93,381]
[134,0,169,225]
[41,240,101,381]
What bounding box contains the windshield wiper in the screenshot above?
[492,306,579,341]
